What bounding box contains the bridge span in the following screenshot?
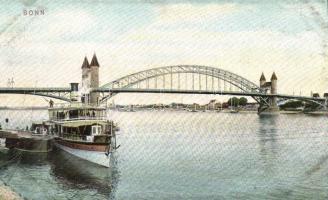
[0,87,324,106]
[0,87,71,102]
[95,88,327,112]
[0,55,326,113]
[96,88,325,101]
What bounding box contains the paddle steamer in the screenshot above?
[47,103,118,167]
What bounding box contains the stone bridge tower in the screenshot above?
[259,72,279,112]
[89,53,100,105]
[270,72,278,110]
[80,53,100,105]
[81,56,90,104]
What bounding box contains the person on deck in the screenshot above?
[49,99,54,108]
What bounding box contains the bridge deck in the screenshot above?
[95,88,325,101]
[0,87,324,102]
[0,87,70,93]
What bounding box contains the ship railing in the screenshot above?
[62,134,85,141]
[49,102,106,109]
[50,116,108,121]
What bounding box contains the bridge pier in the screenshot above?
[258,72,279,114]
[260,105,279,113]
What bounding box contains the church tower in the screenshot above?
[89,53,100,105]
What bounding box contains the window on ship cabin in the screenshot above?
[92,126,97,135]
[92,125,102,135]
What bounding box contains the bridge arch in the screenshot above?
[99,65,266,104]
[101,65,261,91]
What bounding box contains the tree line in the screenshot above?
[227,97,248,107]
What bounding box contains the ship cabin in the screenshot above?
[48,104,115,143]
[48,103,106,121]
[56,120,114,143]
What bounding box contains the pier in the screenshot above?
[0,130,53,153]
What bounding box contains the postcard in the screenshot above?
[0,0,328,199]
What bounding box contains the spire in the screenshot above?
[90,53,99,67]
[260,72,266,81]
[81,56,90,68]
[271,72,277,80]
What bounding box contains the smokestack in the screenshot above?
[70,83,79,101]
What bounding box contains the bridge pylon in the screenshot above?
[258,72,279,114]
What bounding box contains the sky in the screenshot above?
[0,0,327,105]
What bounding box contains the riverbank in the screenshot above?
[0,148,22,200]
[0,183,22,200]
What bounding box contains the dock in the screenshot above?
[0,130,33,139]
[0,130,53,153]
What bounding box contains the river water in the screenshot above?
[0,109,328,199]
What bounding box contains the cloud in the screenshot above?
[22,8,97,43]
[0,2,326,106]
[48,9,95,36]
[105,22,324,95]
[154,3,239,24]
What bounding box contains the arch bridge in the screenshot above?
[95,65,327,111]
[96,65,275,110]
[0,65,326,112]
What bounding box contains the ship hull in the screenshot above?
[54,139,111,168]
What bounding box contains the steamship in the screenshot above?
[48,54,118,167]
[48,102,118,168]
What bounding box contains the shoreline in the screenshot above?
[1,107,328,115]
[110,108,328,115]
[0,182,23,200]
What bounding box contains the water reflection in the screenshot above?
[3,110,328,199]
[0,148,120,200]
[0,149,48,169]
[257,115,278,172]
[49,149,119,199]
[13,150,49,165]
